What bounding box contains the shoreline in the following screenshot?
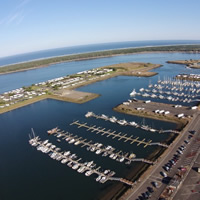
[0,93,100,114]
[0,45,200,75]
[98,146,166,200]
[0,62,161,115]
[113,104,188,129]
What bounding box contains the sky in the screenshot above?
[0,0,200,57]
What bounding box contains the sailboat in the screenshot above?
[130,89,137,97]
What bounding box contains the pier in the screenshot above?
[29,135,134,186]
[49,128,155,165]
[70,120,169,148]
[85,111,180,135]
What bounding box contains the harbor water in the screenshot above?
[1,50,200,199]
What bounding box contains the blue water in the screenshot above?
[0,40,200,66]
[1,42,200,200]
[0,52,200,94]
[0,75,175,200]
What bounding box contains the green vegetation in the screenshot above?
[1,45,200,74]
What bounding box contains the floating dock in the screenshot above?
[85,111,180,134]
[70,120,169,148]
[29,135,134,186]
[49,128,154,165]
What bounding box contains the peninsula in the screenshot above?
[167,59,200,68]
[0,45,200,75]
[0,62,161,114]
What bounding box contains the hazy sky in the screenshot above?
[0,0,200,57]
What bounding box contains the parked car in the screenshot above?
[160,171,167,177]
[152,181,158,188]
[147,186,154,193]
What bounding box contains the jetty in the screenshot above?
[70,120,169,148]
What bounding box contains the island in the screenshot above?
[0,62,161,114]
[0,44,200,75]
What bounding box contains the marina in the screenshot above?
[1,51,200,200]
[48,127,154,165]
[70,120,169,148]
[131,77,200,104]
[29,132,134,186]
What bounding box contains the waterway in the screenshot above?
[0,51,200,200]
[1,40,200,66]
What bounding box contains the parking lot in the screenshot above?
[123,112,200,200]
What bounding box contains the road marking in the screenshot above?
[181,191,199,195]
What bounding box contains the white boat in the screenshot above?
[130,89,137,96]
[87,161,94,167]
[67,161,73,167]
[101,114,109,120]
[139,88,144,92]
[109,154,115,159]
[72,164,79,170]
[69,138,75,144]
[74,141,80,145]
[100,176,107,183]
[97,143,103,148]
[129,121,137,126]
[104,169,110,175]
[96,175,102,182]
[85,111,93,118]
[65,137,71,142]
[85,170,93,176]
[117,119,127,125]
[129,153,136,159]
[61,158,68,164]
[110,116,117,123]
[119,157,125,162]
[95,149,102,155]
[77,166,86,173]
[64,151,70,156]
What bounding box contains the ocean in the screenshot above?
[0,40,200,66]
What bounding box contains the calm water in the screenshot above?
[0,40,200,66]
[1,51,200,200]
[0,52,200,93]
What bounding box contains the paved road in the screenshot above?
[173,128,200,200]
[123,112,200,200]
